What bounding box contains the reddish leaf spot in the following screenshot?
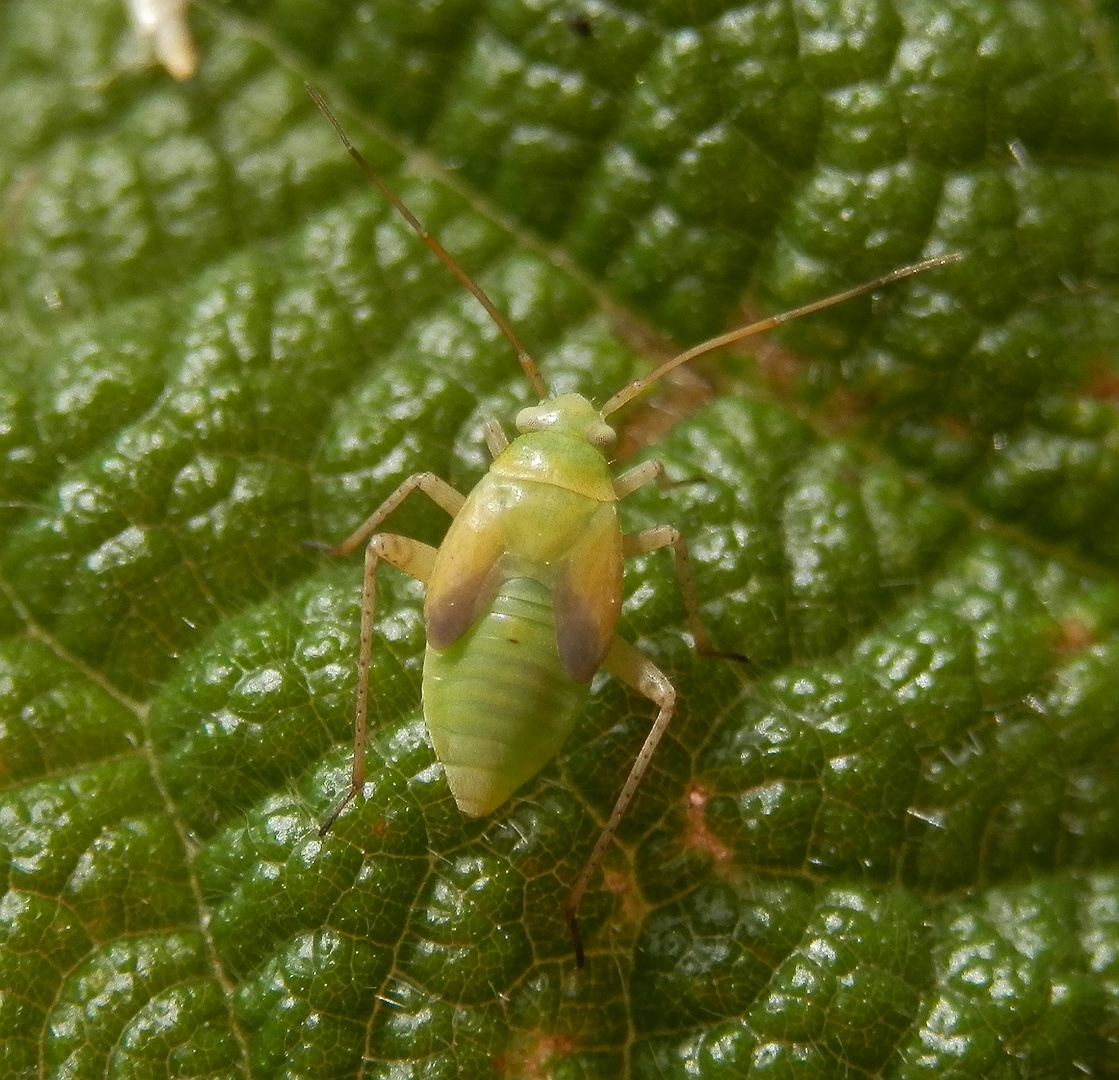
[602,866,649,925]
[939,415,974,439]
[1056,617,1095,654]
[504,1034,578,1079]
[1084,364,1119,402]
[684,783,732,862]
[823,389,881,434]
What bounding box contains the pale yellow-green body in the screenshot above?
[422,398,623,816]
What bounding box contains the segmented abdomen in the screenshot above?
[422,576,589,816]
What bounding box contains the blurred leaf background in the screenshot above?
[2,0,1119,1076]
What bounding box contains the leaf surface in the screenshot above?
[2,1,1119,1077]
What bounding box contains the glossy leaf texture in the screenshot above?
[1,0,1119,1077]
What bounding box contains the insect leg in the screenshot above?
[623,524,725,655]
[328,473,466,557]
[316,474,465,833]
[320,533,439,835]
[564,636,675,968]
[612,459,668,498]
[621,525,747,662]
[482,419,509,460]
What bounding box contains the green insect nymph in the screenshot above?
[424,394,623,818]
[307,85,959,968]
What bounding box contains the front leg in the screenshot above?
[482,418,509,459]
[316,472,468,832]
[320,532,439,835]
[329,473,466,557]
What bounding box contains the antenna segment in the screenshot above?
[601,254,962,417]
[307,84,550,399]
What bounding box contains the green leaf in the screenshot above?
[2,0,1119,1077]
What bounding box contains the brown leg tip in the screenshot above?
[715,649,750,665]
[319,786,359,836]
[697,644,750,665]
[565,910,585,970]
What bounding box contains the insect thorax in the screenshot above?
[491,429,617,504]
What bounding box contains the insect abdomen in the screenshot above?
[422,576,590,816]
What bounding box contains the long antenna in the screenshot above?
[601,253,962,417]
[306,84,550,399]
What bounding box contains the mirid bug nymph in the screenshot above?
[307,85,958,967]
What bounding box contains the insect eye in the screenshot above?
[515,406,545,432]
[587,422,616,448]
